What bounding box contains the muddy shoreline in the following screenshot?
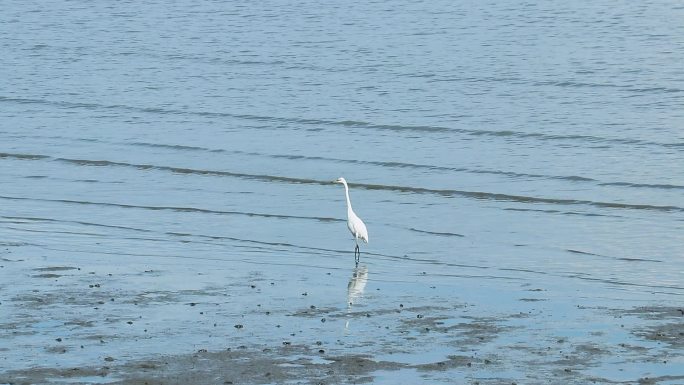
[1,247,683,385]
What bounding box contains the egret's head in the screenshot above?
[333,177,347,184]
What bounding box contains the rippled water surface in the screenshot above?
[1,0,683,382]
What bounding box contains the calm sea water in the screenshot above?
[2,0,683,308]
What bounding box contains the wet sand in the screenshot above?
[1,244,682,385]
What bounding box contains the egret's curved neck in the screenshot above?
[342,181,353,212]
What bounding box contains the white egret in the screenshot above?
[333,177,368,263]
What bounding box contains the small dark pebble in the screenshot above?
[417,314,424,319]
[302,292,308,296]
[190,303,197,307]
[265,311,271,315]
[127,321,133,325]
[399,304,404,308]
[318,349,325,354]
[283,341,291,345]
[310,305,316,309]
[56,338,62,342]
[80,345,84,349]
[321,318,326,323]
[197,349,207,353]
[564,368,571,373]
[234,324,243,329]
[104,357,114,362]
[316,341,322,346]
[484,359,491,364]
[366,313,371,317]
[250,285,256,289]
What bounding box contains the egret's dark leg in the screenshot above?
[354,244,360,264]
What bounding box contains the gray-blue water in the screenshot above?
[1,0,683,382]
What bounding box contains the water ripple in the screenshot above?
[2,96,682,149]
[2,152,682,213]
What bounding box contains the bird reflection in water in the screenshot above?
[345,264,368,330]
[347,264,368,307]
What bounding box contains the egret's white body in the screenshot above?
[334,177,368,262]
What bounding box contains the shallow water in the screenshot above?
[1,0,683,383]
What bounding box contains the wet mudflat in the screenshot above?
[1,244,682,385]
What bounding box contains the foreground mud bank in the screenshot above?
[1,246,682,385]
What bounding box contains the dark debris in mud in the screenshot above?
[0,345,408,385]
[615,306,684,349]
[618,306,684,320]
[0,343,493,385]
[634,321,684,349]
